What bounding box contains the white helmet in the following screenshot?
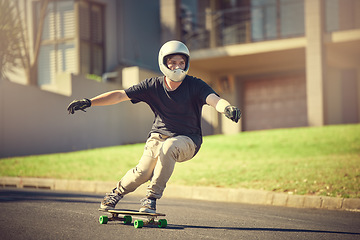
[158,40,190,82]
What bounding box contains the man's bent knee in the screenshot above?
[162,136,196,162]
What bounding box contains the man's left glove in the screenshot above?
[67,98,91,114]
[224,105,242,123]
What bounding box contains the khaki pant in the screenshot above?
[116,133,196,199]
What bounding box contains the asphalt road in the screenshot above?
[0,188,359,240]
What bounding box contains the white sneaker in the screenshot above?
[100,188,123,210]
[139,198,156,213]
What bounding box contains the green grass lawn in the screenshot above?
[1,124,359,198]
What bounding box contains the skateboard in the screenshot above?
[98,208,167,228]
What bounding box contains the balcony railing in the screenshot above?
[181,0,305,50]
[181,0,360,51]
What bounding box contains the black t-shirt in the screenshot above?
[125,75,218,155]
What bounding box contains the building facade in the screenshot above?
[1,0,359,157]
[178,0,360,133]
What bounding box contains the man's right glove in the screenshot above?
[224,105,242,123]
[67,98,91,114]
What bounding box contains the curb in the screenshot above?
[1,177,359,212]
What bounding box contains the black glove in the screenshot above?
[67,98,91,114]
[224,105,241,123]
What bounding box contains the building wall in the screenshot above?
[0,68,155,158]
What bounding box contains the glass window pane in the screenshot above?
[80,42,90,73]
[92,46,103,75]
[42,3,55,41]
[56,1,75,39]
[57,42,76,73]
[91,5,103,43]
[38,45,56,85]
[251,0,277,41]
[325,0,339,32]
[79,2,90,40]
[280,0,304,37]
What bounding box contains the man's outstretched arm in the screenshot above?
[67,90,130,114]
[90,90,130,106]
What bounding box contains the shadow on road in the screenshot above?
[0,188,102,204]
[0,188,142,206]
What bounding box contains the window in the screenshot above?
[251,0,277,41]
[325,0,360,32]
[78,1,105,76]
[251,0,304,41]
[280,0,304,37]
[36,0,76,86]
[34,0,104,86]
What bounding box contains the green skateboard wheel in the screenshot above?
[123,215,132,224]
[158,219,167,228]
[99,215,108,224]
[134,219,144,228]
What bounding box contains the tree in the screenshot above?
[0,0,22,80]
[0,0,48,85]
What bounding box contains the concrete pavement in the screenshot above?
[1,176,359,211]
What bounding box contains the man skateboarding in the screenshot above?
[67,40,241,213]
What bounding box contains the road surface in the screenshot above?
[0,188,359,239]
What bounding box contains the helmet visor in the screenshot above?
[164,54,189,70]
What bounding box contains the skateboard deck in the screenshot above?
[98,208,167,228]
